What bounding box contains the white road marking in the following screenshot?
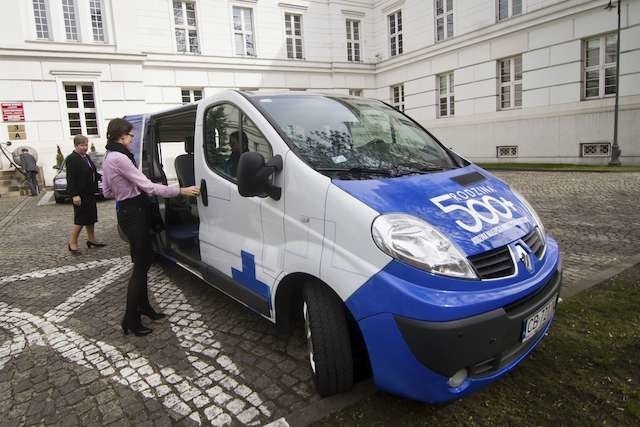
[37,190,54,206]
[0,257,127,286]
[0,258,280,425]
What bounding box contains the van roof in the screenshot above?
[239,90,361,99]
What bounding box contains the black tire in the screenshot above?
[54,194,65,204]
[302,282,354,397]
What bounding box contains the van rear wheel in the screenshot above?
[302,282,354,397]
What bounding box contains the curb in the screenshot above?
[561,253,640,298]
[270,380,377,427]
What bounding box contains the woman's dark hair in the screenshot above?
[106,118,133,143]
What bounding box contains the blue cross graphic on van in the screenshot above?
[232,251,271,308]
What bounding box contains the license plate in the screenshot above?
[522,295,557,342]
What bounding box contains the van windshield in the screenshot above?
[253,95,457,178]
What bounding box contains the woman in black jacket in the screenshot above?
[66,134,105,254]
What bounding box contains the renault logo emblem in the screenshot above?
[516,245,533,273]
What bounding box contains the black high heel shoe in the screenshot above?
[87,241,107,248]
[139,309,166,321]
[68,243,81,255]
[121,320,152,337]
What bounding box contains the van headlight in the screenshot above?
[511,189,546,239]
[372,214,477,279]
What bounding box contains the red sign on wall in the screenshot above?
[2,103,25,122]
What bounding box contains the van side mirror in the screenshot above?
[237,152,283,200]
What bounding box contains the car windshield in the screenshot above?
[58,153,104,173]
[253,95,457,178]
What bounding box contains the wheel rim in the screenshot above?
[303,302,316,374]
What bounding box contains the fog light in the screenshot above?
[447,368,468,388]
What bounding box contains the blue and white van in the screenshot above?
[125,90,561,403]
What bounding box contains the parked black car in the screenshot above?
[53,153,104,203]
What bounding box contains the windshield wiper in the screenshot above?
[394,163,448,176]
[316,167,396,176]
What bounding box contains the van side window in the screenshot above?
[204,103,240,179]
[204,103,274,180]
[242,115,273,160]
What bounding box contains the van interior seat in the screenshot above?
[169,137,199,246]
[174,153,195,187]
[175,136,196,187]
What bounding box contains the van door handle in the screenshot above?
[200,179,208,206]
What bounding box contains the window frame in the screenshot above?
[89,0,107,42]
[173,0,201,54]
[32,0,52,40]
[437,72,455,118]
[391,84,405,112]
[63,82,99,137]
[580,142,611,157]
[349,89,363,97]
[62,0,79,41]
[497,0,522,21]
[583,33,617,100]
[497,55,523,110]
[496,145,519,158]
[346,18,361,62]
[388,10,403,57]
[232,5,256,57]
[181,88,203,105]
[435,0,454,42]
[202,102,273,184]
[284,12,304,60]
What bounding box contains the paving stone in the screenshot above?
[2,174,638,425]
[65,389,86,406]
[61,413,80,427]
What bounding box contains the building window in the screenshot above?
[181,88,203,104]
[349,89,363,96]
[32,0,50,40]
[62,0,79,41]
[346,19,361,62]
[435,0,453,42]
[496,145,518,158]
[89,0,106,42]
[498,0,522,21]
[437,72,455,118]
[388,11,403,57]
[285,13,304,59]
[580,142,611,157]
[233,6,255,57]
[174,1,200,53]
[64,83,98,136]
[584,34,617,99]
[391,84,405,111]
[498,56,522,109]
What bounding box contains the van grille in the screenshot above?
[522,227,545,259]
[468,246,515,279]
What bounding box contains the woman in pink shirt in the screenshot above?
[103,118,199,337]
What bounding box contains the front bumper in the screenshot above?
[347,237,561,403]
[396,270,560,378]
[53,186,103,199]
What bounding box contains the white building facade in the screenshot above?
[1,0,639,183]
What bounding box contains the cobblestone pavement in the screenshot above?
[1,171,639,426]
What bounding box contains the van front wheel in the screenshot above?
[302,282,354,397]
